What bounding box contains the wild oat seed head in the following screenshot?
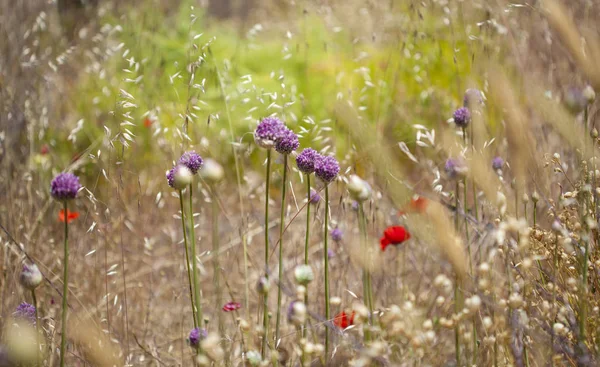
[296,148,319,174]
[188,327,208,349]
[314,155,340,184]
[19,264,42,290]
[254,116,285,149]
[274,127,299,155]
[178,151,204,174]
[14,303,36,324]
[453,107,471,128]
[166,165,193,190]
[331,228,343,242]
[50,172,81,201]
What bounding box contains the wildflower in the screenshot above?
[409,196,427,212]
[14,303,36,324]
[166,165,193,190]
[492,156,504,171]
[331,228,343,242]
[40,144,49,155]
[314,155,340,184]
[254,116,285,149]
[274,128,299,155]
[444,158,468,180]
[50,173,81,201]
[380,226,411,251]
[246,350,262,366]
[583,86,596,103]
[143,117,153,128]
[19,264,42,290]
[58,209,79,223]
[333,311,355,329]
[178,151,204,174]
[564,87,589,114]
[188,327,208,349]
[199,158,224,183]
[309,189,320,204]
[346,175,372,202]
[296,148,319,174]
[288,301,307,326]
[463,88,484,108]
[257,276,270,295]
[294,264,314,285]
[328,249,335,259]
[222,301,242,312]
[351,201,359,211]
[452,107,471,128]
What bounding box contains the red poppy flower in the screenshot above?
[143,117,153,128]
[59,209,79,224]
[380,226,410,251]
[40,144,49,155]
[222,301,242,312]
[334,311,355,329]
[399,196,428,216]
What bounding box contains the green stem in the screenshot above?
[275,154,288,345]
[211,186,221,336]
[453,184,461,367]
[179,190,197,328]
[189,185,202,330]
[358,204,373,340]
[32,289,40,365]
[261,150,272,358]
[59,201,69,367]
[581,235,589,341]
[302,174,311,363]
[324,186,331,360]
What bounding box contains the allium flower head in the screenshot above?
[346,175,372,202]
[50,173,81,201]
[331,228,343,242]
[314,155,340,184]
[178,151,203,174]
[463,88,484,108]
[564,87,589,114]
[492,156,504,171]
[294,264,314,285]
[445,158,468,180]
[453,107,471,128]
[287,301,307,326]
[296,148,319,174]
[166,165,193,190]
[274,128,299,155]
[19,264,42,290]
[222,301,242,312]
[199,158,224,183]
[309,189,320,204]
[380,226,411,251]
[14,302,36,324]
[188,327,208,348]
[254,117,285,149]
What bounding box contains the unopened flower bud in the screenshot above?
[294,264,314,285]
[19,264,42,290]
[257,276,270,295]
[287,301,307,326]
[199,158,224,183]
[246,350,262,366]
[346,175,372,202]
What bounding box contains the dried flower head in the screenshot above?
[331,228,343,242]
[199,158,224,183]
[453,107,471,128]
[178,151,204,174]
[254,116,285,149]
[50,173,81,201]
[166,165,193,190]
[188,327,208,349]
[274,128,299,155]
[14,303,36,324]
[19,264,42,290]
[296,148,319,174]
[314,155,340,184]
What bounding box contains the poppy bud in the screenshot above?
[19,264,42,290]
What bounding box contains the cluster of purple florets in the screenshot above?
[296,148,318,174]
[254,116,299,155]
[453,107,471,128]
[166,151,204,188]
[14,302,36,324]
[50,172,81,201]
[188,327,208,348]
[314,155,340,184]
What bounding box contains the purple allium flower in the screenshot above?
[166,165,193,190]
[492,156,504,171]
[351,201,359,211]
[188,327,208,348]
[287,301,307,325]
[274,128,299,155]
[178,151,203,174]
[14,302,36,324]
[445,158,468,180]
[296,148,319,174]
[309,189,320,204]
[327,249,335,259]
[20,264,42,290]
[463,88,484,108]
[453,107,471,128]
[331,228,343,242]
[564,87,589,114]
[50,173,81,201]
[254,117,285,149]
[314,155,340,184]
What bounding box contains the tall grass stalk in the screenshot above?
[179,190,197,328]
[261,150,272,358]
[59,201,69,367]
[324,186,331,359]
[210,186,221,336]
[275,155,288,346]
[303,175,311,334]
[358,203,373,341]
[453,182,461,366]
[189,185,202,330]
[32,289,40,365]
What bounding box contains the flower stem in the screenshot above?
[59,201,69,367]
[275,154,288,346]
[303,175,311,336]
[324,186,331,360]
[32,289,40,365]
[179,190,197,329]
[453,183,461,367]
[189,185,202,331]
[211,186,222,336]
[358,203,373,340]
[261,150,272,358]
